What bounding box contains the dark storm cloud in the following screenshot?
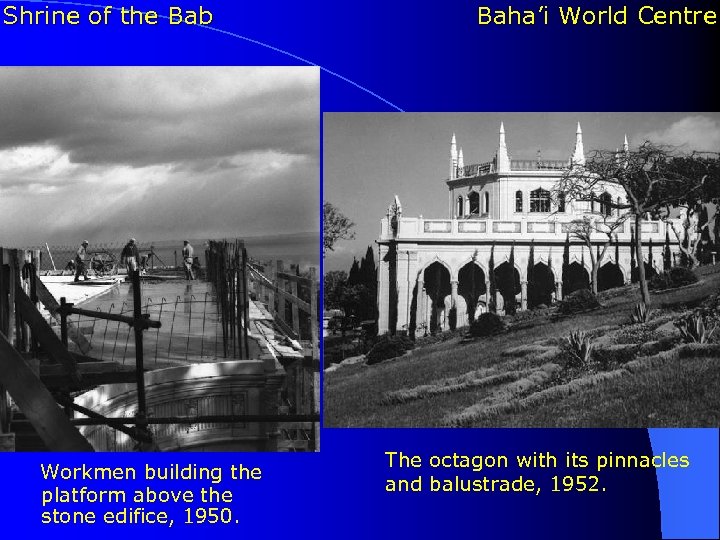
[0,67,318,167]
[0,67,319,246]
[46,156,319,242]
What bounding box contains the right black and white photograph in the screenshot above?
[323,112,720,428]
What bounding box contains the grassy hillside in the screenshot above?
[324,265,720,427]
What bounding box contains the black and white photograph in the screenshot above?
[324,112,720,428]
[0,67,320,451]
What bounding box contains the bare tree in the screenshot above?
[660,152,720,267]
[565,215,626,294]
[665,206,705,268]
[555,143,708,307]
[323,202,355,257]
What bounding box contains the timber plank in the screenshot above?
[35,278,92,354]
[309,267,319,360]
[290,278,301,337]
[40,361,136,389]
[0,332,93,451]
[248,269,312,313]
[14,286,82,386]
[276,271,311,285]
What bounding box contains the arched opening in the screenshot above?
[599,192,612,216]
[494,262,521,315]
[515,190,523,212]
[597,262,624,291]
[458,262,486,325]
[484,192,490,214]
[468,191,480,216]
[457,195,464,217]
[529,262,555,307]
[564,262,590,295]
[423,262,452,334]
[530,188,551,213]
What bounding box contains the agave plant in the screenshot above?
[630,302,651,324]
[565,329,594,367]
[675,314,717,344]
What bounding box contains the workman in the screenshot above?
[74,240,90,282]
[120,238,141,273]
[182,240,195,280]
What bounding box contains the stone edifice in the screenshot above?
[376,123,678,336]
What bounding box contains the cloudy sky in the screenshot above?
[324,112,720,271]
[0,67,319,247]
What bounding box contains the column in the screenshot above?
[450,280,458,329]
[555,281,563,301]
[414,279,425,338]
[423,286,430,335]
[521,281,528,311]
[485,279,491,313]
[377,246,389,334]
[396,251,410,333]
[402,251,419,332]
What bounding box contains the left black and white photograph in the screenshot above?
[0,67,320,452]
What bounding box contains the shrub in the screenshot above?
[415,327,465,347]
[649,267,698,291]
[674,314,717,344]
[638,340,676,356]
[557,289,600,315]
[469,312,505,337]
[615,324,660,344]
[511,306,554,323]
[366,334,415,365]
[563,330,594,368]
[657,334,681,350]
[592,344,640,368]
[697,291,720,328]
[701,291,720,314]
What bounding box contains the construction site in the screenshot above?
[0,240,319,452]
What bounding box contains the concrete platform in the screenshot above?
[40,275,124,307]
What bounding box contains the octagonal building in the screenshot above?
[376,122,678,336]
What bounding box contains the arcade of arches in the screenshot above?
[411,254,651,335]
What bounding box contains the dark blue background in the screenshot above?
[1,0,719,538]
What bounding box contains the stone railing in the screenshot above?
[457,161,495,178]
[510,159,568,171]
[380,216,675,243]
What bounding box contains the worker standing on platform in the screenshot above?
[120,238,140,273]
[74,240,90,282]
[182,240,195,280]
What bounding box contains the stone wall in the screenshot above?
[74,359,284,451]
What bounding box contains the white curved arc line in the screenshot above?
[6,0,405,112]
